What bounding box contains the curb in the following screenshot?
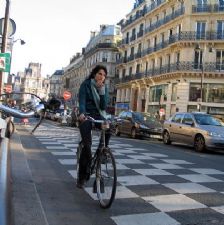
[0,137,11,225]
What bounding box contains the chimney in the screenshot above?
[90,31,96,39]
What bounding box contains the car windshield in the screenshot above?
[133,112,158,123]
[194,114,222,126]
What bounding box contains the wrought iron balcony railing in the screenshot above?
[84,43,118,55]
[192,4,224,13]
[213,4,224,12]
[137,30,144,38]
[192,4,212,13]
[117,31,224,65]
[145,7,185,35]
[115,62,224,84]
[121,0,166,29]
[130,34,136,42]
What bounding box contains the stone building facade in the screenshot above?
[62,53,84,106]
[49,69,64,98]
[62,24,122,110]
[20,63,47,101]
[115,0,224,118]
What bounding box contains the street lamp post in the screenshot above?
[0,0,10,95]
[195,44,206,112]
[194,43,213,112]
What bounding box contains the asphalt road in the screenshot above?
[10,120,224,225]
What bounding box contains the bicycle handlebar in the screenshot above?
[0,103,45,118]
[86,116,106,124]
[0,92,62,134]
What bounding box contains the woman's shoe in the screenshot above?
[76,179,85,189]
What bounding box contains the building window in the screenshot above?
[153,36,157,49]
[216,50,224,70]
[122,69,126,78]
[196,21,206,39]
[102,52,108,62]
[217,21,224,39]
[167,54,171,72]
[189,83,201,101]
[197,0,207,5]
[207,83,224,103]
[65,78,70,88]
[194,50,203,69]
[149,85,168,103]
[129,67,132,76]
[171,83,177,101]
[159,57,163,72]
[136,64,140,74]
[219,0,224,10]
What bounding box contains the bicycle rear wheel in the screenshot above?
[96,148,117,209]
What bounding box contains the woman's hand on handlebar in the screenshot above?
[79,113,86,122]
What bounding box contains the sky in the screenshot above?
[0,0,135,76]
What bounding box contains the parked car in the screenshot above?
[163,112,224,152]
[114,111,163,139]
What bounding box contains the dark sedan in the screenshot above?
[114,111,163,139]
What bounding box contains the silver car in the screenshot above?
[163,112,224,152]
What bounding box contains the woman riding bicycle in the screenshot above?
[77,65,111,188]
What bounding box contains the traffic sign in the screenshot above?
[0,18,16,37]
[0,53,11,72]
[63,91,71,101]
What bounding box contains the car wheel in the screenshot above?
[194,134,205,152]
[115,126,120,136]
[163,131,171,145]
[131,127,136,139]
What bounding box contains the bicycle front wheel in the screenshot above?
[96,148,117,209]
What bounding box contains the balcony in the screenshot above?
[192,4,224,13]
[130,34,136,42]
[84,42,118,56]
[117,57,127,64]
[145,7,185,35]
[121,0,166,29]
[127,55,135,62]
[135,52,142,59]
[115,62,224,84]
[192,4,212,13]
[117,31,224,65]
[214,4,224,12]
[121,38,129,45]
[137,30,144,38]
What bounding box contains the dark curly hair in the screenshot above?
[88,65,107,79]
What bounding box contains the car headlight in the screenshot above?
[139,124,149,129]
[208,131,221,137]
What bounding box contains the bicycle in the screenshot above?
[76,116,117,209]
[0,92,60,135]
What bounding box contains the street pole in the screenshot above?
[0,0,11,95]
[199,44,207,112]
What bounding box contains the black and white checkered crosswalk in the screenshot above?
[26,124,224,225]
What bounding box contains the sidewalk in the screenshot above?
[10,129,48,225]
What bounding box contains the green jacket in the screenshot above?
[78,79,108,116]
